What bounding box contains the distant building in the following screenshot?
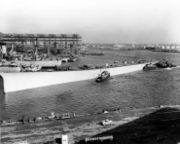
[0,32,82,56]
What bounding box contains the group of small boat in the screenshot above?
[0,63,42,72]
[3,102,178,127]
[0,59,119,73]
[0,107,114,126]
[21,64,42,72]
[95,60,177,82]
[143,60,178,71]
[0,112,73,126]
[1,104,124,127]
[0,56,77,72]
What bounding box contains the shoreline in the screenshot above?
[1,105,180,144]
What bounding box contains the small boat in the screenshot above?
[101,119,113,126]
[143,63,157,71]
[0,63,21,73]
[22,64,41,72]
[61,113,71,119]
[68,57,77,62]
[165,67,172,70]
[96,71,110,82]
[155,60,176,68]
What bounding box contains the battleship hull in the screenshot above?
[0,63,146,93]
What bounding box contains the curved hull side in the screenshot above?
[0,63,146,93]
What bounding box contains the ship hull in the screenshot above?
[0,63,146,93]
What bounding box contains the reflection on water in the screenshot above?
[0,92,5,120]
[1,50,180,120]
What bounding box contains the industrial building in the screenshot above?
[0,32,82,60]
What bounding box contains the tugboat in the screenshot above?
[96,71,110,82]
[155,60,176,68]
[143,63,157,71]
[143,60,177,71]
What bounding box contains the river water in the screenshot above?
[1,50,180,120]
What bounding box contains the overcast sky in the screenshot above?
[0,0,180,43]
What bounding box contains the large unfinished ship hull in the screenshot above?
[0,63,146,93]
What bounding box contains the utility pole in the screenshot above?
[0,43,2,61]
[34,38,38,61]
[47,39,50,57]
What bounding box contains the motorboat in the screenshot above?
[21,64,42,72]
[143,63,157,71]
[96,71,110,82]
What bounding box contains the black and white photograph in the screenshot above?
[1,0,180,143]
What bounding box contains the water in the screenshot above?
[1,50,180,120]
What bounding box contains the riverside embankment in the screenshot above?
[0,63,146,93]
[2,105,180,144]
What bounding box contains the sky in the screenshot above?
[0,0,180,44]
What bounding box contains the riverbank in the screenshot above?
[2,105,180,144]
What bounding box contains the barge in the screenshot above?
[0,63,146,93]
